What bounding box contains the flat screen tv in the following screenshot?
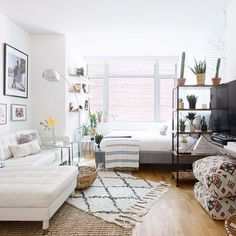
[210,80,236,136]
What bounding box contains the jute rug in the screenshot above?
[0,203,131,236]
[67,170,170,229]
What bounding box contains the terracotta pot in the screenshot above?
[177,78,186,86]
[211,77,221,86]
[196,74,205,85]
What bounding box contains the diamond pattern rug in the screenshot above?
[67,170,170,229]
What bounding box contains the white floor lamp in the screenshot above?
[42,69,82,164]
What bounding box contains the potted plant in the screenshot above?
[186,94,198,109]
[201,116,208,131]
[96,111,102,123]
[178,98,184,109]
[177,52,186,86]
[212,58,221,86]
[179,118,186,132]
[190,59,206,85]
[89,113,97,140]
[186,112,196,132]
[95,134,103,149]
[81,124,90,141]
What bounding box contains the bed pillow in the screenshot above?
[160,125,168,136]
[9,140,40,158]
[17,131,39,144]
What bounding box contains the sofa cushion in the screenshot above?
[0,166,78,208]
[10,140,40,158]
[17,131,39,144]
[4,148,62,167]
[193,155,236,198]
[194,181,236,220]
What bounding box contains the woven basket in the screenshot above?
[225,214,236,236]
[77,166,98,190]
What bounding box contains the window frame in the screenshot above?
[86,57,178,122]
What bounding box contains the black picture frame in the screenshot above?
[11,104,27,121]
[4,43,28,98]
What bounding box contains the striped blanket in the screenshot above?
[103,138,140,169]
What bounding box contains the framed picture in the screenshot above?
[4,44,28,98]
[0,104,7,125]
[11,104,27,121]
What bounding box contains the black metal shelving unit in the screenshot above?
[172,85,213,187]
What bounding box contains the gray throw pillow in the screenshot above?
[18,132,38,144]
[160,125,168,136]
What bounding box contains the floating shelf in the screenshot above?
[173,108,211,111]
[174,85,213,89]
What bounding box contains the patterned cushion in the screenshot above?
[194,182,236,220]
[193,155,236,198]
[9,140,40,158]
[17,131,38,144]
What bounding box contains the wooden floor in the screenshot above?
[132,165,225,236]
[83,155,226,236]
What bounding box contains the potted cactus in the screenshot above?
[201,116,208,131]
[190,59,206,85]
[212,58,221,86]
[177,52,186,86]
[186,94,198,109]
[179,118,186,132]
[95,134,103,149]
[186,112,197,132]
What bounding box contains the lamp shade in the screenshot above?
[42,69,60,82]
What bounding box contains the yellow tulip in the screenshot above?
[47,117,57,127]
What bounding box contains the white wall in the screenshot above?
[0,14,31,135]
[224,0,236,83]
[30,35,67,136]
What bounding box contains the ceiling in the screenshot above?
[0,0,231,35]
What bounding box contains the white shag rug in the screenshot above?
[67,170,170,229]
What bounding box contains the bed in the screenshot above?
[96,130,173,167]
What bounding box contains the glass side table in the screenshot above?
[42,141,73,165]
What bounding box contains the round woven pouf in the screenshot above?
[77,166,98,190]
[225,214,236,236]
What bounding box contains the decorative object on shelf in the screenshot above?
[73,83,81,92]
[201,116,208,131]
[11,104,27,121]
[82,83,89,93]
[76,67,84,77]
[190,59,206,85]
[69,102,79,112]
[177,51,186,86]
[40,117,57,143]
[96,111,102,123]
[0,103,7,125]
[81,124,90,141]
[212,58,221,86]
[186,112,196,132]
[178,98,184,109]
[202,104,207,109]
[179,118,186,132]
[84,100,89,110]
[4,44,28,98]
[186,94,198,109]
[95,134,103,149]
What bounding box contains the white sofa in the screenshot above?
[0,129,78,233]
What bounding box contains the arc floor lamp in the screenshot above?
[42,69,81,164]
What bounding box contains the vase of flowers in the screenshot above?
[40,117,57,143]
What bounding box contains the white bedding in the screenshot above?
[100,130,172,152]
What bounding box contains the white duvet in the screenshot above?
[100,130,172,152]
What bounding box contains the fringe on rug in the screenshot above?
[114,182,170,229]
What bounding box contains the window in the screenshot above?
[87,58,177,122]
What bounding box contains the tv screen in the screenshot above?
[228,80,236,136]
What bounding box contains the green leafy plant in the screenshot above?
[180,51,185,78]
[190,59,206,74]
[89,113,97,128]
[186,95,198,103]
[215,58,221,78]
[179,118,186,132]
[95,134,103,148]
[96,111,102,123]
[186,112,196,120]
[81,124,90,136]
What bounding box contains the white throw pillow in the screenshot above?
[9,140,40,158]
